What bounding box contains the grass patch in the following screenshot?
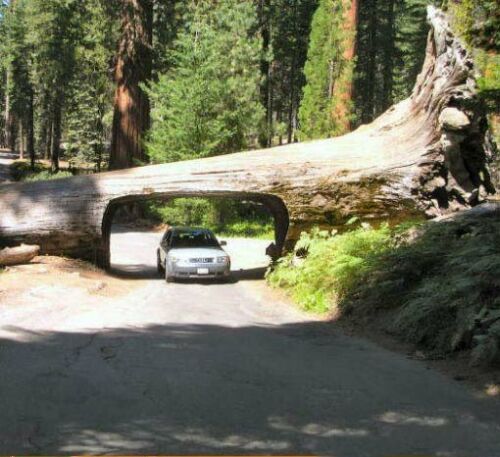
[10,161,74,182]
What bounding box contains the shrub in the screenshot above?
[267,225,393,313]
[24,171,73,182]
[268,213,500,365]
[145,198,275,239]
[10,162,74,182]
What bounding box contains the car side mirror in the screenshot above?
[220,240,227,246]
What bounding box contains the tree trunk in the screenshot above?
[364,0,377,123]
[287,0,298,144]
[342,0,359,102]
[51,102,61,173]
[27,93,35,170]
[109,0,153,170]
[0,8,497,268]
[258,0,273,148]
[330,0,358,133]
[382,0,395,110]
[4,71,16,152]
[18,122,24,160]
[45,119,52,161]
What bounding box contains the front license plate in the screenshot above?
[197,268,209,275]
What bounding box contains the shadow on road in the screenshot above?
[1,322,499,455]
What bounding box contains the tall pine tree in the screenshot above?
[299,0,356,140]
[145,0,264,163]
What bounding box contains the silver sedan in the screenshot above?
[157,227,231,282]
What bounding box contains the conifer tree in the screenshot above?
[64,1,117,171]
[299,0,355,140]
[25,0,83,172]
[145,0,264,163]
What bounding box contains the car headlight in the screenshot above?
[169,256,180,264]
[217,256,230,264]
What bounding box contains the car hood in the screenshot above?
[168,247,227,259]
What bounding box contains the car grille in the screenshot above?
[189,257,214,264]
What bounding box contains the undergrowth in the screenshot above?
[10,162,74,182]
[267,224,395,313]
[268,213,500,366]
[146,198,274,239]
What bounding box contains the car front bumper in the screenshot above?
[168,262,231,279]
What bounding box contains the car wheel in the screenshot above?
[165,273,175,284]
[165,265,175,283]
[157,250,165,274]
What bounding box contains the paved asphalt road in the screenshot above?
[1,225,500,455]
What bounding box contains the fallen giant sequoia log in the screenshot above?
[0,7,497,268]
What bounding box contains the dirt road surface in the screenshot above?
[0,224,499,456]
[0,148,499,456]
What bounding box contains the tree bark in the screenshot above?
[18,122,24,160]
[27,92,35,171]
[51,101,62,173]
[0,244,40,267]
[331,0,360,132]
[364,0,377,122]
[0,7,497,268]
[287,0,299,144]
[382,0,395,110]
[109,0,153,170]
[4,71,16,152]
[258,0,273,148]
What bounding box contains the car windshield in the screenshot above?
[170,230,220,249]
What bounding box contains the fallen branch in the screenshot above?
[0,244,40,267]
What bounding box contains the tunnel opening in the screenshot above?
[101,192,289,281]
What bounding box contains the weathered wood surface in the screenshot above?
[0,7,497,267]
[0,244,40,267]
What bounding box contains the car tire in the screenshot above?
[165,273,175,283]
[165,265,175,283]
[157,250,165,274]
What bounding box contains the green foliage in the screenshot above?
[145,0,264,163]
[258,0,318,145]
[145,198,274,239]
[363,219,500,365]
[298,0,352,140]
[64,1,116,171]
[267,224,394,313]
[10,160,73,181]
[347,216,500,362]
[445,0,499,51]
[9,161,45,181]
[24,170,73,182]
[215,221,274,240]
[269,214,500,365]
[354,0,439,123]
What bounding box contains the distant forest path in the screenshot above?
[0,149,16,184]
